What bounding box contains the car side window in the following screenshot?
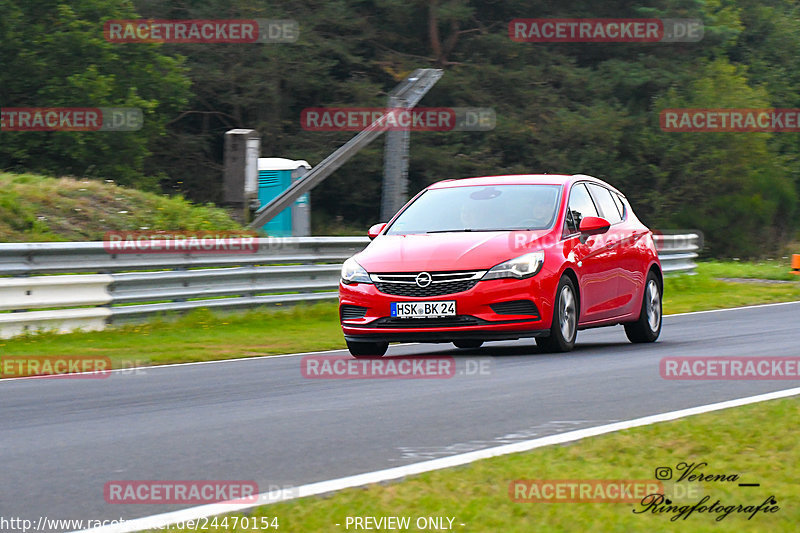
[586,183,623,224]
[612,193,626,220]
[565,183,599,235]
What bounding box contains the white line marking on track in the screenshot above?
[71,386,800,533]
[0,344,420,382]
[5,300,799,383]
[664,299,800,318]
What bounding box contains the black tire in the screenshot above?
[536,276,578,353]
[346,340,389,358]
[624,271,662,343]
[453,340,484,349]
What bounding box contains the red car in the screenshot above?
[339,174,662,357]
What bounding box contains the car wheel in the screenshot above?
[624,271,662,343]
[536,276,578,353]
[346,340,389,358]
[453,340,484,349]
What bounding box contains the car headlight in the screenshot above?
[341,257,372,284]
[482,251,545,280]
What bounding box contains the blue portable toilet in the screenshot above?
[257,158,312,236]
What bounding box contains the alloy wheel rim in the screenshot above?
[559,285,576,341]
[646,279,661,332]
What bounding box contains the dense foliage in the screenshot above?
[2,0,799,256]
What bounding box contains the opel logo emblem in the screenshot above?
[415,272,432,288]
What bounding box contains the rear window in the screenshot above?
[612,193,626,219]
[587,183,623,224]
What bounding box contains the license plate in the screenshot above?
[391,301,456,318]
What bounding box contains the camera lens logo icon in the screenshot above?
[655,467,673,480]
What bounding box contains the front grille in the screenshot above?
[340,305,368,320]
[490,299,540,317]
[374,279,478,297]
[371,270,484,297]
[371,315,482,328]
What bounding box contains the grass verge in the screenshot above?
[0,304,343,372]
[663,260,800,314]
[144,396,799,532]
[1,262,798,374]
[699,259,797,281]
[0,171,243,242]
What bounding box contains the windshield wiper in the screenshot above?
[425,228,504,233]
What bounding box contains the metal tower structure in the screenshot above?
[248,68,442,230]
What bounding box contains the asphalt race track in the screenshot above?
[2,302,799,531]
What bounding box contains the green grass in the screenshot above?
[1,261,798,375]
[664,262,800,314]
[699,259,797,281]
[0,304,344,373]
[144,396,799,532]
[0,171,244,241]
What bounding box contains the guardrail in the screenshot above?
[653,232,701,274]
[0,233,699,338]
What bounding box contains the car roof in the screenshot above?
[426,174,624,196]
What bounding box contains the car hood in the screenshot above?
[355,231,550,272]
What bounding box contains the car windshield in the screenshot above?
[385,184,561,235]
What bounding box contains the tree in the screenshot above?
[642,59,796,257]
[0,0,191,188]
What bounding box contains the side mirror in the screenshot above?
[368,223,387,240]
[579,216,610,236]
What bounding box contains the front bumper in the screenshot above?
[339,276,554,343]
